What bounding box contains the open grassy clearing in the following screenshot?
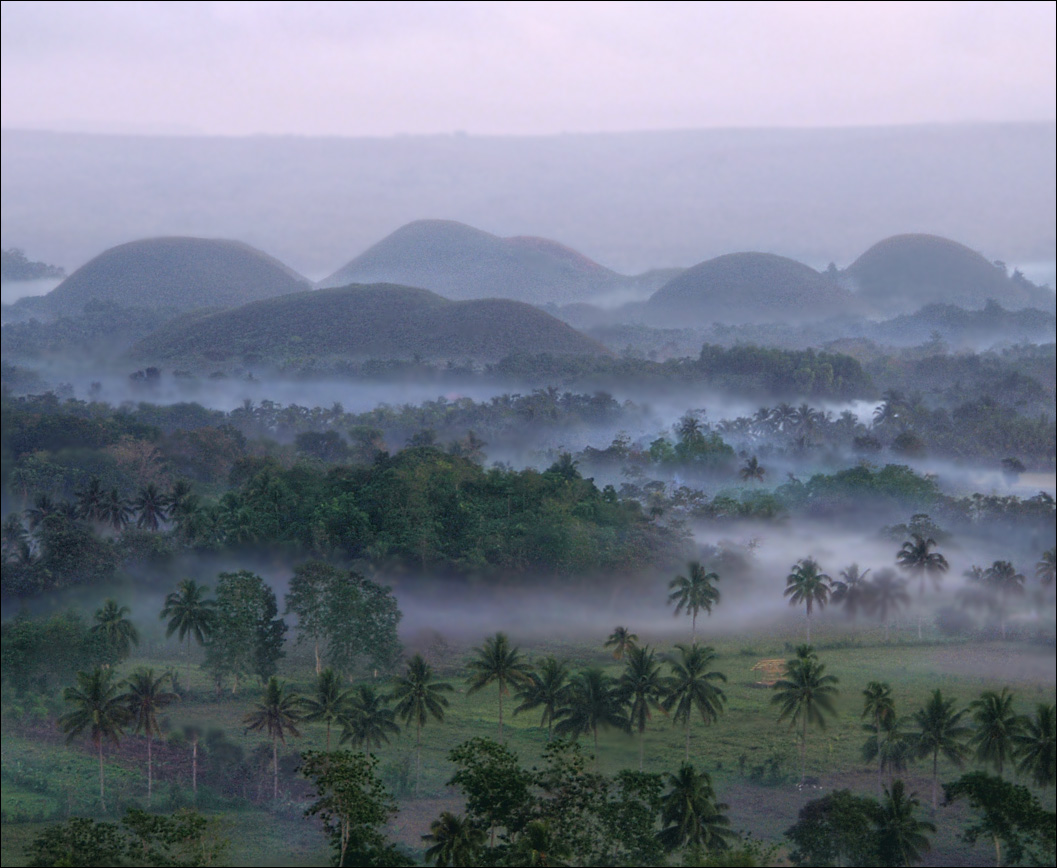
[2,619,1054,866]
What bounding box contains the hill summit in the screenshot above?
[319,220,625,304]
[37,237,310,314]
[133,283,609,364]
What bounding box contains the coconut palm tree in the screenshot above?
[58,667,131,810]
[983,561,1025,640]
[341,684,400,759]
[969,688,1022,777]
[300,668,352,752]
[1036,548,1055,589]
[831,564,873,623]
[422,811,486,867]
[868,569,911,642]
[910,689,969,809]
[513,655,570,740]
[668,562,721,644]
[875,780,935,867]
[91,599,139,664]
[391,653,452,791]
[243,677,302,800]
[1012,703,1055,787]
[657,763,733,854]
[863,681,897,793]
[465,632,533,741]
[771,646,839,785]
[662,643,727,762]
[604,626,639,660]
[75,477,106,522]
[784,558,832,643]
[101,488,132,531]
[739,456,765,483]
[160,579,216,674]
[125,668,178,804]
[554,667,628,756]
[620,645,665,770]
[897,534,949,618]
[133,483,168,530]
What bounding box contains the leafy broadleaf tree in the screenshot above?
[301,749,409,868]
[244,677,302,800]
[667,562,721,644]
[465,632,533,742]
[58,667,131,811]
[447,737,532,850]
[205,570,286,693]
[125,668,178,804]
[771,646,839,785]
[784,788,881,867]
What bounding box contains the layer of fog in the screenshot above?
[1,277,62,305]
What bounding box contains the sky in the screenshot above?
[1,0,1055,137]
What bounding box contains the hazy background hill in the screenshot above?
[319,219,657,305]
[20,236,310,315]
[2,124,1054,282]
[133,284,609,364]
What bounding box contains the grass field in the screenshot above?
[2,616,1054,867]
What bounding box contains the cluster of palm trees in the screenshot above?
[21,477,192,533]
[58,667,178,809]
[860,682,1056,810]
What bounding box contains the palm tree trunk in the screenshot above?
[498,686,504,741]
[800,714,808,785]
[806,611,812,644]
[273,735,279,800]
[315,641,321,675]
[994,833,1002,867]
[875,712,883,796]
[97,737,106,811]
[415,721,422,796]
[187,635,193,680]
[192,737,198,802]
[932,750,939,810]
[147,732,153,805]
[325,720,331,753]
[685,720,691,762]
[692,611,698,645]
[639,727,646,771]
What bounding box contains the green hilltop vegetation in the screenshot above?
[844,234,1056,316]
[23,237,311,315]
[319,219,668,305]
[130,284,610,365]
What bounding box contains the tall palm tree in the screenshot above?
[58,667,131,810]
[514,655,570,740]
[668,562,721,644]
[983,561,1025,640]
[422,811,486,867]
[662,643,727,762]
[1011,702,1055,787]
[863,681,897,793]
[101,488,132,531]
[1036,548,1056,589]
[341,684,400,759]
[133,483,169,530]
[24,493,58,530]
[465,632,533,741]
[784,558,832,643]
[910,689,969,809]
[554,667,628,757]
[868,569,911,642]
[160,579,216,674]
[620,645,665,770]
[657,763,733,854]
[300,668,352,752]
[831,564,873,623]
[604,626,638,660]
[91,599,139,664]
[75,477,106,522]
[243,677,302,800]
[875,780,935,867]
[739,456,765,483]
[771,646,839,785]
[897,535,949,637]
[391,653,452,791]
[969,688,1022,777]
[125,668,178,804]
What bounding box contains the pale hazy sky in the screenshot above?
[2,0,1055,136]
